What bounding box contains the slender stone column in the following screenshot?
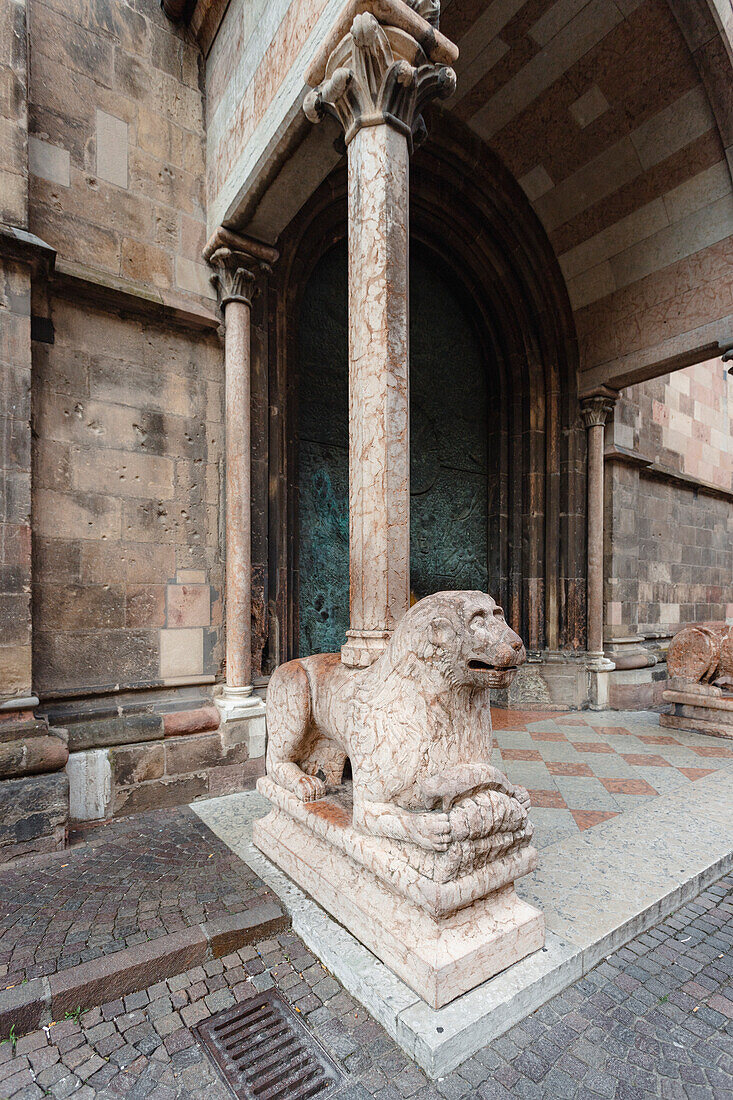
[344,117,410,666]
[205,232,278,718]
[304,0,457,667]
[580,390,617,663]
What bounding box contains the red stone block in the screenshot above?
[526,789,567,808]
[621,753,673,768]
[600,777,658,796]
[677,766,717,780]
[163,705,220,738]
[546,762,594,777]
[570,810,619,831]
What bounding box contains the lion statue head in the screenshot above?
[384,590,526,690]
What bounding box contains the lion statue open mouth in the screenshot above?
[264,590,530,862]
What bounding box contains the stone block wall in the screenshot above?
[1,0,28,229]
[32,296,224,696]
[606,358,733,643]
[0,257,33,703]
[614,359,733,492]
[1,0,31,705]
[58,703,265,823]
[0,0,276,861]
[27,0,213,302]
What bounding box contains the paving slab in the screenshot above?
[0,806,288,1038]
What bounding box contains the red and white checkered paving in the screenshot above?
[491,708,733,846]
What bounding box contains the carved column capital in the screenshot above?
[208,247,256,309]
[304,0,457,150]
[580,390,618,430]
[203,227,279,313]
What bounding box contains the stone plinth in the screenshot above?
[660,625,733,739]
[661,679,733,741]
[257,776,538,919]
[254,781,543,1008]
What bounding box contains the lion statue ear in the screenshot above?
[428,616,454,647]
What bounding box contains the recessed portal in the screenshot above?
[296,240,488,656]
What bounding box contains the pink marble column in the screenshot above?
[205,232,278,715]
[343,122,410,667]
[580,391,617,662]
[303,3,457,667]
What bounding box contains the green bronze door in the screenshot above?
[297,240,488,657]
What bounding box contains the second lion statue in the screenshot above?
[265,590,531,855]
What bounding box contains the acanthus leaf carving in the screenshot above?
[580,394,616,429]
[208,246,256,309]
[303,12,455,149]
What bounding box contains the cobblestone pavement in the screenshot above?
[0,808,278,991]
[1,875,732,1099]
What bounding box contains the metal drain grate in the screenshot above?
[196,989,343,1100]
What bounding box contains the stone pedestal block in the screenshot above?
[661,680,733,740]
[254,798,543,1009]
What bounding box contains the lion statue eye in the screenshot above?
[493,607,504,618]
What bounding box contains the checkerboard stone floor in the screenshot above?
[490,709,733,849]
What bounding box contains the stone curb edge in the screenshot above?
[0,902,289,1041]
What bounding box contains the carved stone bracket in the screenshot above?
[304,7,456,149]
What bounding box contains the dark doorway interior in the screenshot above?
[296,239,488,657]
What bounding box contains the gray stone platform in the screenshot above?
[192,712,733,1078]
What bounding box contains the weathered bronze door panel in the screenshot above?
[297,241,487,656]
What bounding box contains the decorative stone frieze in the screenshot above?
[304,8,456,149]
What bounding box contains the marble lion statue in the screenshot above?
[265,591,532,852]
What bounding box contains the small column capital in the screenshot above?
[580,388,618,430]
[208,247,256,309]
[303,0,457,150]
[203,227,279,311]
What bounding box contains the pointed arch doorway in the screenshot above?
[267,116,585,704]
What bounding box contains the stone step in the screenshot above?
[0,903,289,1041]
